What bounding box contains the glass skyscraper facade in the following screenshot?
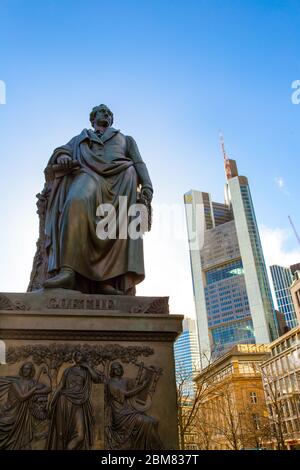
[184,159,278,366]
[174,318,200,396]
[270,264,298,329]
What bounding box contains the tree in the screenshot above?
[176,353,212,450]
[192,359,273,450]
[260,366,288,450]
[201,380,244,450]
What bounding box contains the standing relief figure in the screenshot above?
[0,362,51,450]
[47,351,103,450]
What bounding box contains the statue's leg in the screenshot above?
[44,173,98,290]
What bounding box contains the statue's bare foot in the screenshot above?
[99,282,123,295]
[43,268,75,290]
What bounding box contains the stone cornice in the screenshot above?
[0,328,178,342]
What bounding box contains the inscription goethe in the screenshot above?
[47,297,117,310]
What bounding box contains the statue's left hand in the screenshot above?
[141,187,153,203]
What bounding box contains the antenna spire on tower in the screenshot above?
[219,131,232,180]
[219,131,228,161]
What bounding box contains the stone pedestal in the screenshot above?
[0,290,183,450]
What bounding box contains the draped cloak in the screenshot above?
[47,366,101,450]
[106,377,163,450]
[0,377,37,449]
[44,128,148,294]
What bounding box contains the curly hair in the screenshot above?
[89,104,114,127]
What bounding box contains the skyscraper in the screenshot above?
[184,155,278,366]
[270,265,298,329]
[174,318,200,395]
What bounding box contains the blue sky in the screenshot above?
[0,0,300,315]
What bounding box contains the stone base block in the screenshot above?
[0,290,183,450]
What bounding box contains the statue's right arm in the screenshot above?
[47,136,77,167]
[81,363,105,383]
[44,136,77,181]
[12,382,39,401]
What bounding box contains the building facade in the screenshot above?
[270,264,297,329]
[184,158,277,365]
[193,344,270,450]
[261,326,300,449]
[291,271,300,325]
[174,318,201,396]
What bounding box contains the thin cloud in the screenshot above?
[259,225,300,309]
[260,225,300,268]
[274,176,290,195]
[275,176,284,189]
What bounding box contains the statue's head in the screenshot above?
[19,362,36,379]
[73,350,85,364]
[110,361,124,378]
[90,104,114,129]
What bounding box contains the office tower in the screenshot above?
[275,310,290,336]
[184,154,278,366]
[174,318,200,395]
[291,263,300,276]
[291,270,300,324]
[270,265,298,329]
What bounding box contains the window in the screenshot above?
[252,413,260,430]
[290,373,296,392]
[205,260,244,285]
[277,359,283,375]
[286,421,293,434]
[250,391,258,404]
[282,422,288,434]
[290,399,297,416]
[282,356,288,373]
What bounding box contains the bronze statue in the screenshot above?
[0,362,51,449]
[46,351,103,450]
[29,104,153,295]
[105,361,163,450]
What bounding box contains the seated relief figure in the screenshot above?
[37,104,153,295]
[106,362,163,450]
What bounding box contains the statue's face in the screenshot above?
[93,106,112,128]
[112,363,123,377]
[74,351,83,364]
[22,363,33,378]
